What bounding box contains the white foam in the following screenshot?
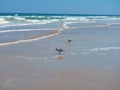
[0,28,58,33]
[0,21,51,28]
[14,16,25,21]
[90,47,120,52]
[64,16,120,23]
[0,18,9,24]
[26,19,53,24]
[62,21,82,29]
[0,23,34,28]
[0,31,59,46]
[62,22,70,29]
[65,17,78,20]
[65,17,90,23]
[1,16,120,29]
[0,16,57,28]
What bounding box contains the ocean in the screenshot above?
[0,13,120,46]
[0,13,120,90]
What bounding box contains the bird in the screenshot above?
[55,48,64,55]
[67,39,72,45]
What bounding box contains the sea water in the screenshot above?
[0,13,120,46]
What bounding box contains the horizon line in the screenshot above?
[0,13,120,16]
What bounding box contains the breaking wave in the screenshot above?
[0,14,120,46]
[0,15,120,27]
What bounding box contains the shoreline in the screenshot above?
[0,23,112,46]
[0,22,120,90]
[0,30,59,46]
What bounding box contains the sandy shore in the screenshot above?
[0,25,120,90]
[0,68,120,90]
[35,69,120,90]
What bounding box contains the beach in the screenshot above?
[0,14,120,90]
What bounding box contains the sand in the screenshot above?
[0,25,120,90]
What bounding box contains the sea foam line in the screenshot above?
[0,30,59,46]
[0,23,65,46]
[0,20,52,28]
[0,23,109,34]
[89,47,120,52]
[0,28,58,33]
[0,23,110,46]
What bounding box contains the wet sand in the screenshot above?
[0,67,120,90]
[37,69,120,90]
[0,25,120,90]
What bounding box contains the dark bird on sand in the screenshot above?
[55,48,64,55]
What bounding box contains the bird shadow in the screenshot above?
[56,55,64,60]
